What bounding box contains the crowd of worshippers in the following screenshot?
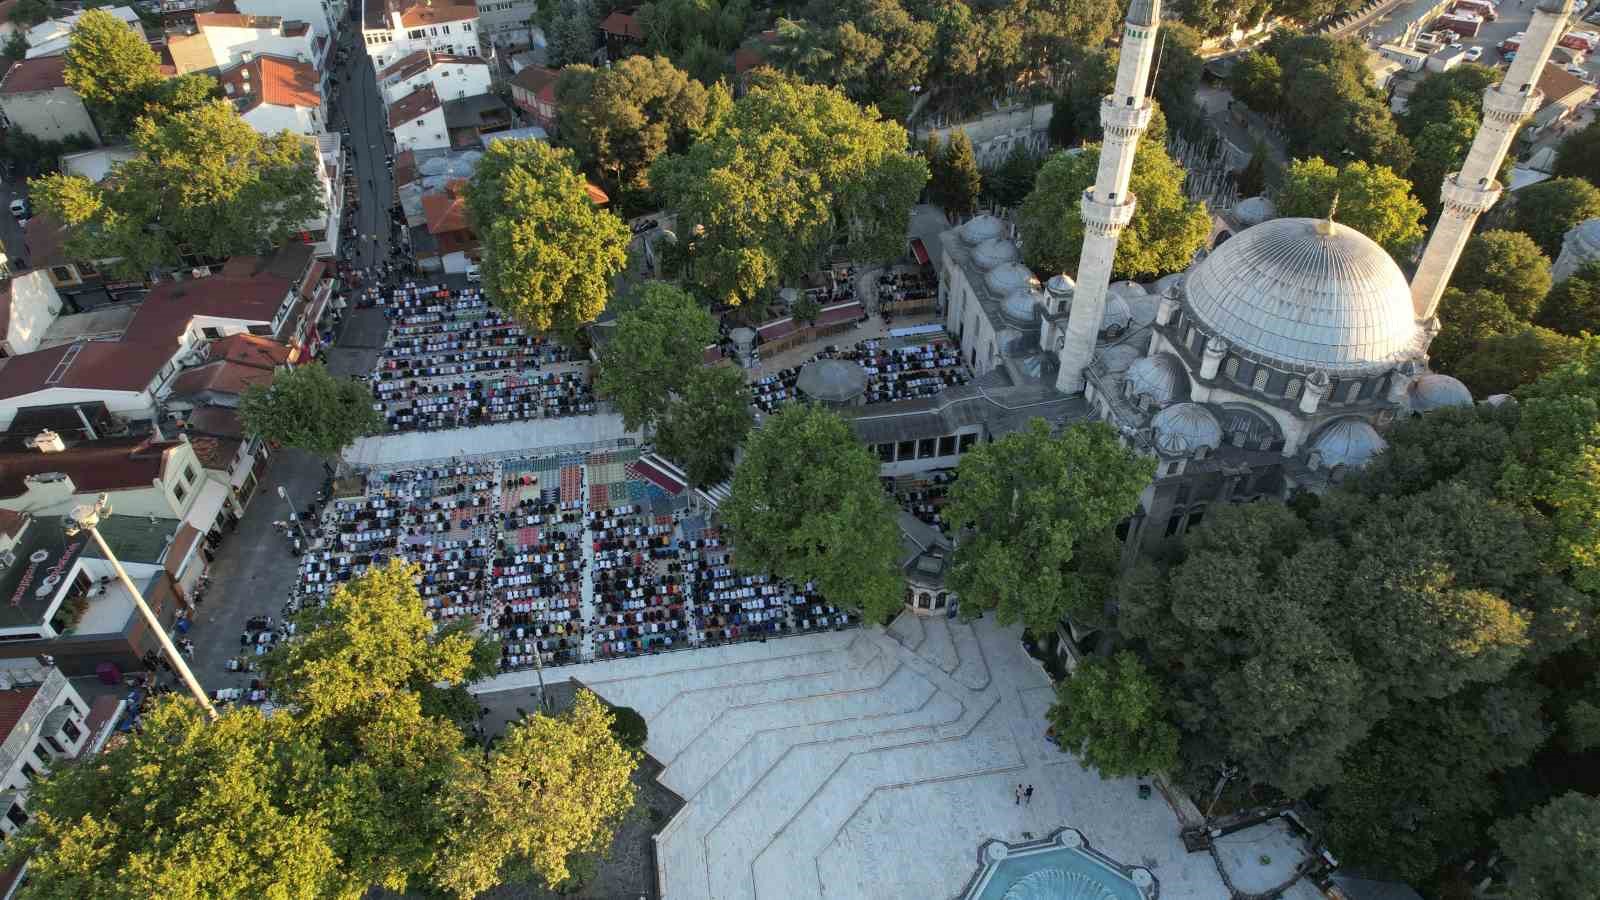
[877,269,937,306]
[750,337,973,413]
[688,527,856,642]
[589,503,691,659]
[493,471,586,670]
[370,284,595,433]
[890,468,956,536]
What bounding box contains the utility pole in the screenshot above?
[277,484,310,542]
[66,495,219,720]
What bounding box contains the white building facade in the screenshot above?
[0,666,91,840]
[361,0,481,69]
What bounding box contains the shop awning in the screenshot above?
[184,480,229,534]
[910,238,930,266]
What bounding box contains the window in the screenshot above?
[408,28,424,38]
[938,435,956,457]
[877,443,895,463]
[957,433,977,453]
[20,763,37,781]
[1285,378,1303,400]
[917,438,936,459]
[184,465,197,485]
[1223,357,1239,380]
[1164,512,1184,537]
[61,718,80,742]
[442,25,450,33]
[247,324,272,336]
[201,326,222,339]
[1187,506,1206,531]
[1345,380,1362,402]
[1251,368,1270,392]
[31,746,47,767]
[50,266,74,283]
[44,736,63,755]
[5,805,25,828]
[897,440,915,461]
[1166,462,1180,476]
[429,26,438,35]
[173,481,187,504]
[463,21,472,30]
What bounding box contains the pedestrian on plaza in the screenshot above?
[1024,785,1034,805]
[1015,784,1023,805]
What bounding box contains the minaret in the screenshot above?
[1054,0,1162,395]
[1410,0,1576,322]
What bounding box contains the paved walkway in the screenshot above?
[473,614,1224,900]
[344,413,633,468]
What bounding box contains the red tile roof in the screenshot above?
[389,83,441,128]
[420,179,470,233]
[0,0,19,26]
[0,436,180,500]
[511,65,559,103]
[187,433,243,470]
[169,359,275,398]
[0,687,41,745]
[585,182,609,205]
[599,11,643,40]
[24,212,68,268]
[0,56,69,95]
[379,48,431,80]
[123,275,292,345]
[0,341,173,399]
[0,277,12,342]
[78,693,124,754]
[184,404,245,438]
[0,508,26,540]
[397,2,476,27]
[734,47,766,75]
[220,56,321,112]
[210,332,291,368]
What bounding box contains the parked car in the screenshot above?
[1465,45,1484,61]
[465,262,481,283]
[9,198,28,219]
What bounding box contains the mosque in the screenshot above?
[834,0,1579,564]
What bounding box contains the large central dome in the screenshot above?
[1182,217,1420,373]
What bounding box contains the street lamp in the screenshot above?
[66,495,218,720]
[277,485,309,542]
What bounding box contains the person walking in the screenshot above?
[1024,785,1034,805]
[1015,784,1023,805]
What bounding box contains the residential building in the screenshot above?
[509,64,557,129]
[163,332,288,514]
[307,131,346,259]
[474,0,536,50]
[0,664,91,838]
[443,92,513,146]
[1524,61,1598,140]
[231,0,339,42]
[378,49,491,105]
[389,83,449,152]
[58,146,138,185]
[598,10,642,61]
[23,6,144,59]
[361,0,480,69]
[0,273,65,358]
[0,431,214,524]
[190,12,327,69]
[0,510,201,675]
[218,54,325,137]
[0,57,98,145]
[417,179,477,274]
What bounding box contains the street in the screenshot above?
[1373,0,1600,84]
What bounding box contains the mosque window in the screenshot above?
[1343,380,1361,403]
[1224,358,1239,380]
[1185,326,1197,348]
[1251,368,1270,392]
[1286,378,1303,400]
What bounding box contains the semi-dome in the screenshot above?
[962,214,1004,245]
[1101,294,1133,334]
[986,262,1034,297]
[796,358,867,404]
[1485,393,1518,407]
[1001,290,1042,327]
[1181,218,1420,374]
[1125,353,1188,404]
[972,238,1017,271]
[1407,372,1473,411]
[1151,402,1221,455]
[1234,196,1276,226]
[1310,418,1387,468]
[1154,272,1185,296]
[1099,343,1144,373]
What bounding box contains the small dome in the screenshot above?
[1101,293,1132,334]
[1311,418,1387,468]
[1408,373,1473,411]
[1151,402,1220,455]
[1099,343,1144,374]
[1001,290,1042,328]
[1109,281,1149,300]
[1125,353,1189,405]
[972,238,1017,271]
[1046,273,1076,298]
[1234,196,1276,226]
[1485,393,1518,407]
[961,214,1004,245]
[796,358,868,404]
[1015,352,1056,380]
[1154,272,1186,297]
[986,262,1034,297]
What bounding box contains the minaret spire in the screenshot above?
[1409,0,1576,323]
[1052,0,1163,395]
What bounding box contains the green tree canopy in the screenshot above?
[651,78,928,306]
[656,364,753,487]
[30,101,321,277]
[1017,142,1210,279]
[937,130,982,219]
[1452,229,1552,319]
[1048,651,1180,778]
[637,0,749,83]
[10,0,57,28]
[1554,119,1600,187]
[594,282,718,432]
[1493,792,1600,900]
[554,56,717,195]
[943,419,1152,634]
[981,144,1041,210]
[545,0,598,66]
[1452,327,1597,397]
[63,8,162,135]
[1510,177,1600,258]
[466,138,631,334]
[1430,287,1522,376]
[1226,50,1283,112]
[1537,260,1600,337]
[1274,157,1426,258]
[239,363,383,458]
[722,403,903,621]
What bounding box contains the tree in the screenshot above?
[721,404,903,621]
[1017,142,1210,279]
[1553,118,1600,187]
[142,73,221,122]
[1452,327,1595,397]
[1538,261,1600,337]
[3,31,28,61]
[30,101,321,276]
[594,282,718,432]
[1274,157,1426,258]
[1234,143,1268,198]
[981,144,1040,210]
[1493,792,1600,900]
[239,363,383,458]
[609,706,649,751]
[1049,47,1114,148]
[466,139,630,334]
[63,8,163,135]
[655,364,753,487]
[1048,652,1180,778]
[434,691,637,897]
[938,130,981,219]
[1227,51,1283,112]
[651,78,928,306]
[1400,65,1509,216]
[1452,229,1552,319]
[1510,178,1600,258]
[1431,287,1522,376]
[546,0,598,67]
[554,56,714,195]
[10,0,56,28]
[943,420,1151,634]
[1152,23,1206,139]
[636,0,750,83]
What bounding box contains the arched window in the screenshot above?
[1286,378,1303,400]
[935,592,948,609]
[1251,368,1270,392]
[1345,380,1362,402]
[1224,357,1240,380]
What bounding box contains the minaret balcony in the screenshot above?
[1481,85,1543,127]
[1099,97,1153,140]
[1439,173,1502,217]
[1080,189,1138,237]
